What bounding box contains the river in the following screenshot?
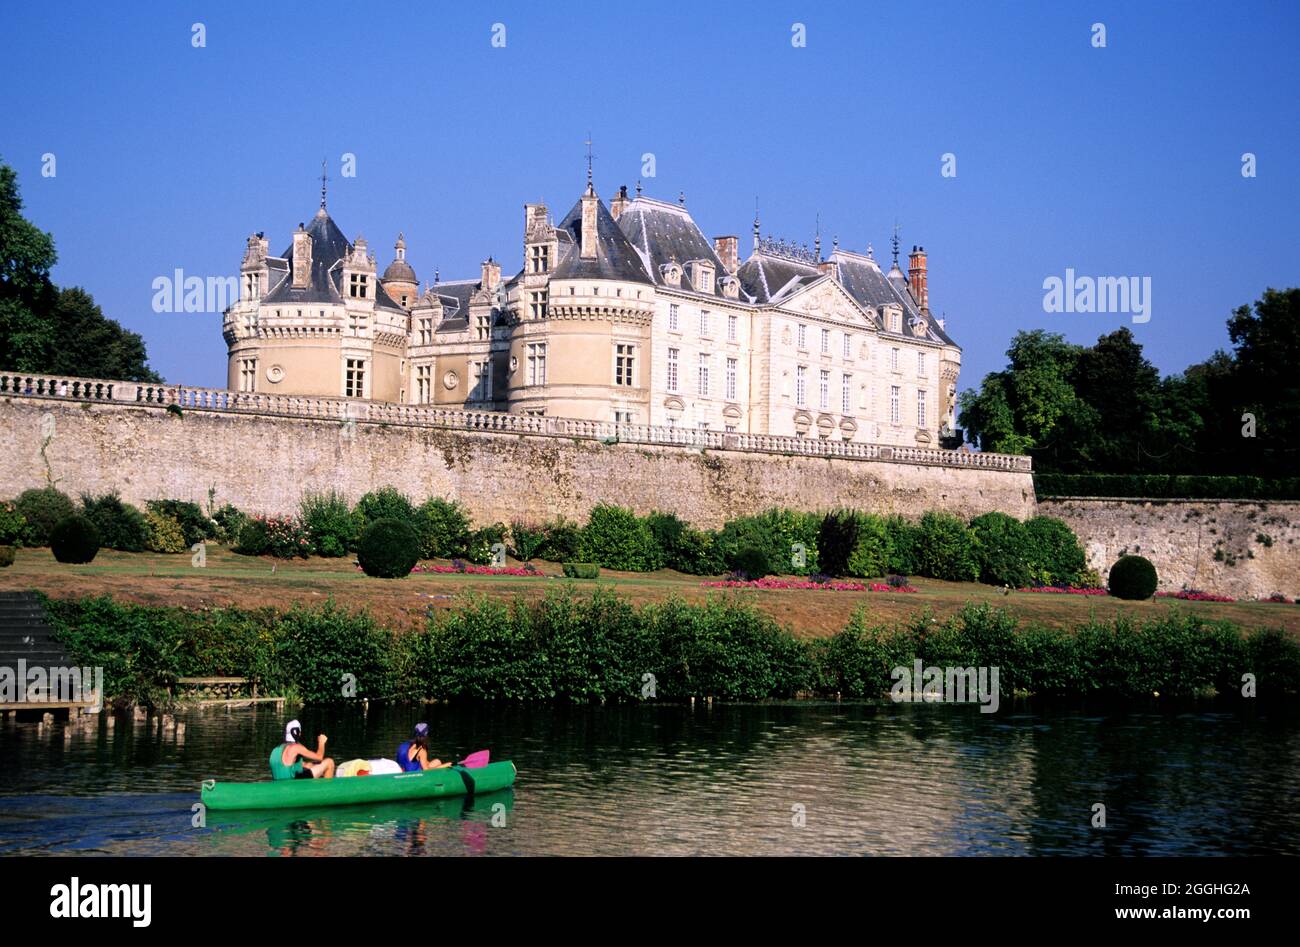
[1,701,1296,856]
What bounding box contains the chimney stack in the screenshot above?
[291,224,312,288]
[907,245,928,311]
[610,184,630,222]
[580,183,599,260]
[481,257,501,293]
[713,235,738,274]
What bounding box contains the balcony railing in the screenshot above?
[0,371,1032,472]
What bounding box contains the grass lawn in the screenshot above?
[2,545,1296,638]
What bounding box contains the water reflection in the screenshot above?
[0,700,1296,855]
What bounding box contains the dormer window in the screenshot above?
[530,244,550,274]
[660,263,682,288]
[692,262,715,293]
[349,273,368,299]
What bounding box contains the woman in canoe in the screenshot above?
[396,722,452,772]
[271,719,335,780]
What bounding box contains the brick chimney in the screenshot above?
[481,257,501,293]
[610,185,630,222]
[907,245,928,311]
[817,259,839,280]
[713,235,738,273]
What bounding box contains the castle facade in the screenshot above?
[223,177,960,444]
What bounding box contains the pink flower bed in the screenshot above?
[1157,590,1236,603]
[1018,585,1109,596]
[702,578,918,593]
[416,564,536,576]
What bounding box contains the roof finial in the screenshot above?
[814,212,822,261]
[320,158,329,211]
[753,197,761,253]
[635,179,642,197]
[891,219,901,268]
[584,133,594,194]
[678,190,685,206]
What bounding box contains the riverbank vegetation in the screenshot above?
[40,589,1300,708]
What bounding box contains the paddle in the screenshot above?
[456,749,490,769]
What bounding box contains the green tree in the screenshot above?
[0,160,160,381]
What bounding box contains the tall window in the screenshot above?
[821,327,830,353]
[615,344,636,386]
[527,343,547,385]
[918,351,927,377]
[891,347,900,371]
[725,357,737,400]
[796,366,807,407]
[529,290,548,320]
[918,389,927,428]
[529,244,549,273]
[797,323,807,349]
[819,369,830,409]
[699,310,711,337]
[349,273,368,299]
[890,385,901,424]
[416,365,431,403]
[614,409,634,424]
[418,318,433,345]
[841,374,851,414]
[239,358,257,392]
[472,361,491,401]
[668,304,679,331]
[667,347,679,392]
[697,353,710,396]
[843,333,852,359]
[345,359,366,398]
[727,313,738,342]
[476,313,490,341]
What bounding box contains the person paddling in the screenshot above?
[396,722,452,772]
[271,719,335,780]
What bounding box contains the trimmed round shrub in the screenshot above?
[1108,555,1158,600]
[969,512,1033,587]
[357,517,421,578]
[0,502,28,547]
[81,493,149,552]
[50,514,101,564]
[1025,516,1086,586]
[561,562,600,579]
[733,545,772,580]
[0,546,15,567]
[14,488,75,546]
[912,511,980,582]
[145,510,187,553]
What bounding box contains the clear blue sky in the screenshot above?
[3,0,1296,392]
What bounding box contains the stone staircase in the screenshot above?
[0,590,87,713]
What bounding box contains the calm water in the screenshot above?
[1,701,1297,856]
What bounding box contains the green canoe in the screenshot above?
[201,761,517,811]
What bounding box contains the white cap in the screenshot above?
[284,719,302,743]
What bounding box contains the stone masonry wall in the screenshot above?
[0,398,1036,528]
[1039,497,1300,601]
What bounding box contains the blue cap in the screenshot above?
[413,722,429,738]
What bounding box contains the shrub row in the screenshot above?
[42,591,1300,707]
[1035,473,1300,501]
[4,488,225,553]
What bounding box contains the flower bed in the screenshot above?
[1018,585,1108,596]
[1157,590,1236,603]
[702,578,918,592]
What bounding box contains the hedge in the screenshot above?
[1035,473,1300,501]
[40,591,1300,707]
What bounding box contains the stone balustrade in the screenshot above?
[0,370,1032,472]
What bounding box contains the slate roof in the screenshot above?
[831,249,958,347]
[262,208,407,312]
[552,192,652,283]
[615,196,729,296]
[736,253,821,304]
